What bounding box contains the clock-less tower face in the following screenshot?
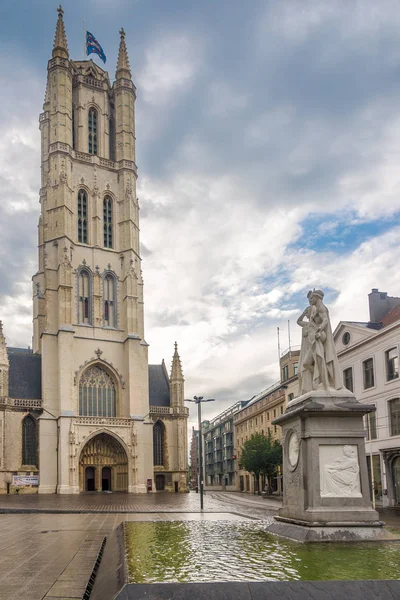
[287,431,299,469]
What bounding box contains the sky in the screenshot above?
[2,0,400,434]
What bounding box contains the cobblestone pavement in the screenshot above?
[0,490,281,515]
[0,493,275,600]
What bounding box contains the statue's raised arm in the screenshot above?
[297,289,342,395]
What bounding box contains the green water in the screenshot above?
[125,521,400,583]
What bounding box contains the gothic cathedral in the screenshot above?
[0,7,189,494]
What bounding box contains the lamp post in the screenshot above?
[185,396,215,510]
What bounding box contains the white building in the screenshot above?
[335,288,400,507]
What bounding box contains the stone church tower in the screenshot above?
[0,7,188,494]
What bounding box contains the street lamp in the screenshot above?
[185,396,215,510]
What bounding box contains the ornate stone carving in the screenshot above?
[320,445,362,498]
[74,355,125,389]
[287,431,299,469]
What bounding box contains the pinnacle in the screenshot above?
[170,342,184,381]
[52,4,69,59]
[116,27,131,79]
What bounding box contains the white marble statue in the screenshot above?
[320,445,362,498]
[297,289,342,394]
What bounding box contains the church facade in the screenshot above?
[0,7,189,494]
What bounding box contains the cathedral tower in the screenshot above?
[34,7,151,493]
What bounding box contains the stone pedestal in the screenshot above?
[268,390,393,542]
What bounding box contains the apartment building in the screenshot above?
[335,289,400,507]
[202,401,249,490]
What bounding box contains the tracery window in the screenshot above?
[103,196,113,248]
[153,421,165,466]
[88,107,98,155]
[22,415,37,466]
[79,366,116,417]
[104,273,117,327]
[78,189,88,243]
[78,268,92,324]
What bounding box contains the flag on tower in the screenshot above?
[86,31,106,63]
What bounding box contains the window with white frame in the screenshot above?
[343,367,353,392]
[364,409,377,440]
[363,358,375,389]
[386,347,399,381]
[389,398,400,436]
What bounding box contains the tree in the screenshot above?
[240,432,282,494]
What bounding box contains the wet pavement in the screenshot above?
[0,492,398,599]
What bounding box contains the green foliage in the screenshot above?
[240,432,282,479]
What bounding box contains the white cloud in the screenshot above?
[137,34,203,107]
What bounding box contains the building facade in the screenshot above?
[0,8,188,494]
[234,349,300,494]
[202,401,249,491]
[335,288,400,507]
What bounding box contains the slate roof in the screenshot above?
[6,349,169,406]
[7,349,42,399]
[148,364,170,407]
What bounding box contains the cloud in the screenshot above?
[2,1,400,433]
[137,34,203,107]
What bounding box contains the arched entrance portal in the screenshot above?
[79,432,128,492]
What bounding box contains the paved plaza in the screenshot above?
[0,492,398,600]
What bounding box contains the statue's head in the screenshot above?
[311,289,324,304]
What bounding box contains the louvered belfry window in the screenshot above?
[79,366,116,417]
[103,196,113,248]
[88,108,98,155]
[78,268,92,325]
[78,189,88,243]
[104,273,116,327]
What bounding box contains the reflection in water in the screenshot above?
[125,521,400,583]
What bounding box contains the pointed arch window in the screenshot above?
[103,196,113,248]
[79,365,116,417]
[22,415,37,466]
[104,273,117,328]
[88,107,98,155]
[153,421,165,466]
[78,189,88,244]
[78,268,92,324]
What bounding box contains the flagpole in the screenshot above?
[83,17,86,60]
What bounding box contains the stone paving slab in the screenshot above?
[116,580,400,600]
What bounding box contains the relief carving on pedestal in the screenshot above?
[320,445,362,498]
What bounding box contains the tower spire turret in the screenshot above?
[116,28,131,79]
[0,321,9,398]
[170,342,184,381]
[52,5,69,59]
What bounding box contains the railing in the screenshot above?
[100,158,116,169]
[82,76,104,89]
[75,151,92,163]
[50,142,70,153]
[0,397,42,408]
[280,345,301,358]
[149,406,172,415]
[74,417,132,426]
